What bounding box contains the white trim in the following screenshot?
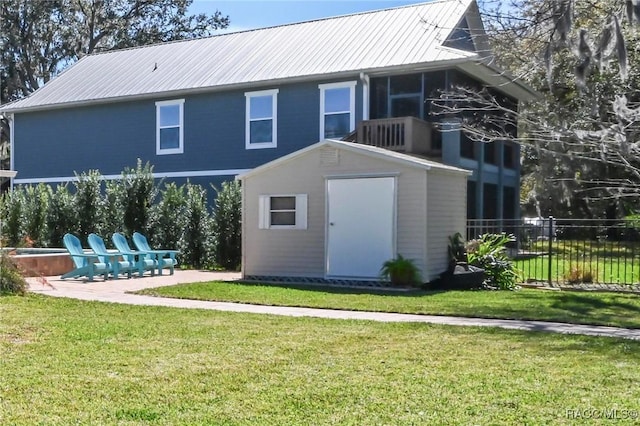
[156,99,184,155]
[237,139,471,181]
[13,168,251,185]
[323,172,400,180]
[318,81,357,140]
[245,89,278,149]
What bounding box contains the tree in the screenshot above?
[0,0,229,173]
[434,0,640,219]
[0,0,228,102]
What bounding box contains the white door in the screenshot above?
[326,177,395,278]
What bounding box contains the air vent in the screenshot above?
[320,148,340,166]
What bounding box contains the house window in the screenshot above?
[504,143,516,169]
[460,133,475,159]
[319,81,356,140]
[156,99,184,155]
[503,186,516,220]
[259,194,308,229]
[483,183,498,220]
[484,142,498,165]
[467,181,477,220]
[245,89,278,149]
[389,74,423,119]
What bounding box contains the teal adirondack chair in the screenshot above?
[111,232,156,277]
[87,233,134,279]
[132,232,179,275]
[61,233,110,281]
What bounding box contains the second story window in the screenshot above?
[484,142,498,165]
[156,99,184,155]
[245,89,278,149]
[504,143,516,169]
[460,133,476,159]
[319,81,356,140]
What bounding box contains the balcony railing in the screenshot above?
[355,117,435,155]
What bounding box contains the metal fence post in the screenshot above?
[548,216,554,286]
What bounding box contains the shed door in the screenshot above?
[326,177,395,278]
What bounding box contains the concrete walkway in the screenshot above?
[27,270,640,341]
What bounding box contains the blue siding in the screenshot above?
[14,78,362,181]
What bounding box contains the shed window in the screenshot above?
[156,99,184,155]
[319,81,356,139]
[245,89,278,149]
[259,194,308,229]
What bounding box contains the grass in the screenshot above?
[515,239,640,284]
[2,294,640,425]
[515,255,640,284]
[136,281,640,329]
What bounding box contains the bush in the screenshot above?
[180,183,214,268]
[212,181,241,270]
[122,160,157,237]
[2,187,24,246]
[564,265,594,284]
[149,182,187,250]
[466,233,519,290]
[47,184,78,247]
[102,179,126,247]
[0,252,28,295]
[2,163,239,272]
[22,184,50,247]
[74,170,104,244]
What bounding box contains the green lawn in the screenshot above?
[2,295,640,425]
[136,281,640,329]
[516,240,640,284]
[515,255,640,284]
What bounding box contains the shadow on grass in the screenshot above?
[232,280,444,297]
[547,293,640,326]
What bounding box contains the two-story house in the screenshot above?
[0,0,535,220]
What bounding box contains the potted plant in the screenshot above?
[380,254,422,287]
[448,232,468,270]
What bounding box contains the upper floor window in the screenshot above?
[245,89,278,149]
[504,143,516,169]
[156,99,184,155]
[319,81,356,140]
[460,133,476,159]
[484,142,498,165]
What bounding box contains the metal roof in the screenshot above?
[237,139,472,181]
[2,0,480,113]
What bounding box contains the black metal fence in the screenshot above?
[467,217,640,286]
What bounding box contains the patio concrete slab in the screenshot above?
[27,270,640,340]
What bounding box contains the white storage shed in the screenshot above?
[238,139,471,283]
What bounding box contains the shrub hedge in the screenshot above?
[0,162,242,270]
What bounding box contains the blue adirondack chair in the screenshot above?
[132,232,179,275]
[87,233,134,279]
[111,232,156,277]
[61,233,110,281]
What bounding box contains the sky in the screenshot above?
[190,0,428,33]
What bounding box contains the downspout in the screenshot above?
[360,72,370,120]
[8,113,14,189]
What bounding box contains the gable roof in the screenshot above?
[237,139,472,181]
[1,0,490,114]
